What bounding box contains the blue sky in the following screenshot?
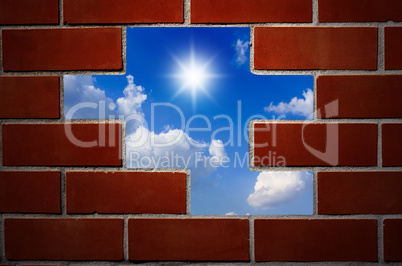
[64,27,314,215]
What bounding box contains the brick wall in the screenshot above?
[0,0,401,264]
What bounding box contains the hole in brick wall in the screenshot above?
[64,27,314,215]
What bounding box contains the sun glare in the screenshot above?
[171,46,218,106]
[184,62,206,91]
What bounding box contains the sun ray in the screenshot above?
[169,45,221,108]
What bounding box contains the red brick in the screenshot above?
[129,218,249,261]
[384,219,402,261]
[317,75,402,118]
[253,123,377,166]
[67,171,186,214]
[191,0,311,23]
[255,219,377,261]
[318,172,402,214]
[385,27,402,70]
[64,0,183,24]
[254,27,377,70]
[0,76,59,119]
[319,0,402,22]
[382,124,402,166]
[2,124,122,166]
[2,28,122,71]
[0,0,58,25]
[5,218,123,260]
[0,171,60,213]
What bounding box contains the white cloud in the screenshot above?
[247,171,313,210]
[65,74,226,178]
[264,89,314,119]
[116,75,147,117]
[126,125,205,168]
[126,125,226,179]
[225,212,237,215]
[115,75,147,133]
[209,139,226,159]
[64,75,115,119]
[233,39,250,67]
[64,75,147,132]
[192,139,228,178]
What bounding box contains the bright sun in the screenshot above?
[184,63,206,91]
[171,46,218,106]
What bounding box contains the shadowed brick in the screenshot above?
[384,219,402,261]
[0,0,58,25]
[382,123,402,166]
[191,0,311,23]
[0,171,60,213]
[319,0,402,22]
[385,27,402,69]
[0,76,60,118]
[64,0,183,24]
[2,28,122,71]
[129,218,249,261]
[317,75,402,118]
[318,172,402,214]
[5,218,123,260]
[253,123,377,166]
[2,124,122,166]
[255,219,377,261]
[67,171,187,214]
[254,27,377,70]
